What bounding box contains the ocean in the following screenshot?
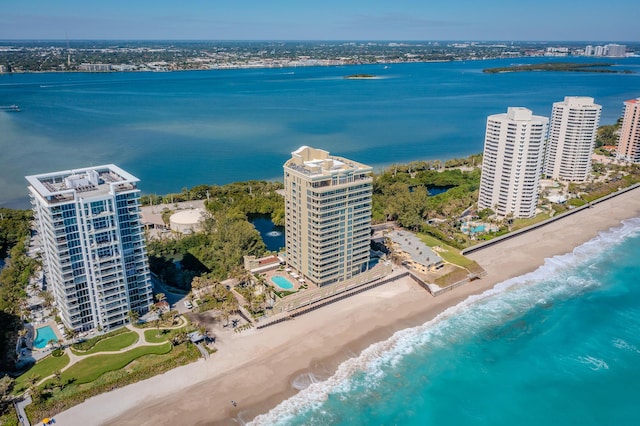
[3,57,640,425]
[251,219,640,425]
[1,56,639,208]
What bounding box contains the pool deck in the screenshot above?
[16,320,66,365]
[264,269,312,292]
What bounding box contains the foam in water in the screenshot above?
[248,218,640,426]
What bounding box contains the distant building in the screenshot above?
[0,64,6,73]
[617,98,640,163]
[605,44,627,57]
[478,107,549,218]
[78,63,112,72]
[586,44,626,57]
[544,96,602,182]
[26,165,154,332]
[284,146,372,286]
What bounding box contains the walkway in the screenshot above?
[34,316,189,386]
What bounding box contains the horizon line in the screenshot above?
[0,38,638,44]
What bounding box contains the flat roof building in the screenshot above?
[544,96,601,182]
[478,107,549,218]
[617,98,640,163]
[26,165,154,332]
[284,146,372,287]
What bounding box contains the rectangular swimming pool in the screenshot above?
[34,325,58,349]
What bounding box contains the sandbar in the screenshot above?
[53,186,640,425]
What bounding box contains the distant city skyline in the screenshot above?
[1,0,638,42]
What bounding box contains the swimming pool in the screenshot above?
[271,275,295,290]
[34,325,58,349]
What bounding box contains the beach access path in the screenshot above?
[53,186,640,426]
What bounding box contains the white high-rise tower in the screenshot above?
[478,107,549,218]
[544,96,601,182]
[26,165,154,332]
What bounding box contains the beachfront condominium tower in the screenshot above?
[544,96,602,182]
[26,165,154,332]
[478,107,549,218]
[617,98,640,163]
[284,146,372,287]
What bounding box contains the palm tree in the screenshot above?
[128,310,140,325]
[171,330,188,346]
[155,293,166,303]
[27,374,40,388]
[52,370,63,389]
[149,304,161,336]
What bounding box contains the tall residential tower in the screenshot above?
[544,96,601,182]
[478,107,549,218]
[26,165,154,332]
[617,98,640,163]
[284,146,372,287]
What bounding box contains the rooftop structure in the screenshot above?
[169,208,205,234]
[26,164,154,332]
[284,146,373,287]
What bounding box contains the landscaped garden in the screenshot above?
[14,315,202,423]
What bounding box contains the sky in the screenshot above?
[0,0,637,42]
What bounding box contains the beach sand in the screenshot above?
[53,187,640,426]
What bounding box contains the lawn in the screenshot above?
[511,212,551,230]
[144,329,171,343]
[14,353,70,394]
[418,233,478,268]
[61,342,172,384]
[70,331,139,355]
[27,342,200,423]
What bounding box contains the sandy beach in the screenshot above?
[53,187,640,426]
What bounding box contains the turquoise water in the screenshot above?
[33,325,58,349]
[251,218,640,425]
[463,224,486,233]
[272,275,294,290]
[2,57,640,208]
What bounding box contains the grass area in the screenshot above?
[418,233,478,268]
[71,327,129,351]
[27,342,201,423]
[434,267,470,287]
[511,212,551,230]
[70,331,138,355]
[61,342,172,384]
[13,353,70,394]
[134,311,182,329]
[144,328,171,343]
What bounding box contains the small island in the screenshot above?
[483,62,634,74]
[344,74,378,79]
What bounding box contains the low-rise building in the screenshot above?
[386,230,443,274]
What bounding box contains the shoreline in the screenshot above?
[53,186,640,425]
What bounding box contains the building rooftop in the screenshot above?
[386,230,443,267]
[284,145,372,178]
[26,164,139,204]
